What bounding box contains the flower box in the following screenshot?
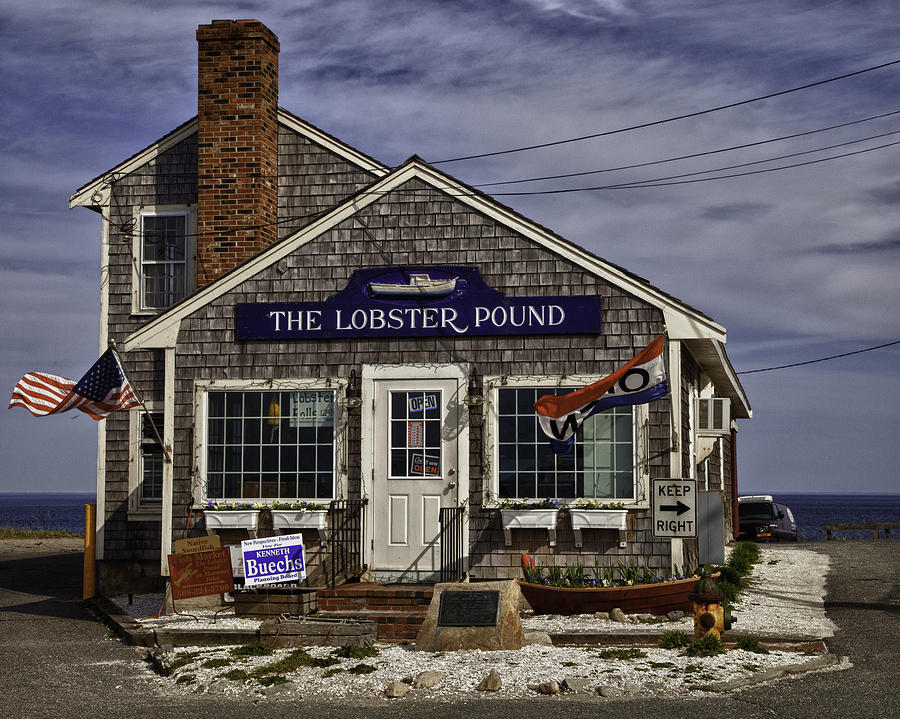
[568,507,628,548]
[203,509,260,537]
[270,509,328,531]
[499,509,559,547]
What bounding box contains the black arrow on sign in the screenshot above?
[659,501,690,516]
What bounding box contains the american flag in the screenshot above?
[9,348,140,420]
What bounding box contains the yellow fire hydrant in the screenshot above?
[689,568,735,640]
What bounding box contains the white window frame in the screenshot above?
[192,378,349,506]
[128,403,164,520]
[483,375,649,508]
[132,205,196,315]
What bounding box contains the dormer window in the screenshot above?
[133,207,195,313]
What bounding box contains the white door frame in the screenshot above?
[361,363,470,581]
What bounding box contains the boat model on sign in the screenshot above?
[368,273,457,298]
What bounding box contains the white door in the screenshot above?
[371,378,459,581]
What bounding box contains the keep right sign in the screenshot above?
[652,478,697,538]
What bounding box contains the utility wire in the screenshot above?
[430,59,900,164]
[491,138,900,195]
[737,340,900,374]
[475,109,900,188]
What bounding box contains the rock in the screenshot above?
[537,680,561,695]
[476,670,503,692]
[666,610,685,621]
[524,631,553,646]
[148,646,173,676]
[633,613,654,622]
[610,607,628,623]
[645,682,666,692]
[401,676,414,684]
[385,681,410,698]
[594,611,610,620]
[207,680,229,695]
[416,581,525,652]
[262,682,298,697]
[598,685,624,698]
[133,647,151,660]
[561,676,590,692]
[623,681,642,693]
[412,671,445,689]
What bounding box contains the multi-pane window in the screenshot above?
[389,390,442,478]
[141,213,187,310]
[139,412,163,504]
[206,390,335,501]
[496,387,634,500]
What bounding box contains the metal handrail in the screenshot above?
[439,505,466,582]
[327,498,368,588]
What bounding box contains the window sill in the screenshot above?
[127,508,162,522]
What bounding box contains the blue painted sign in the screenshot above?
[235,266,602,340]
[240,534,306,587]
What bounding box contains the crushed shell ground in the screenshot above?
[113,545,845,701]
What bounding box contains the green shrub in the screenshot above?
[223,669,250,681]
[683,634,726,657]
[657,630,692,649]
[348,663,377,674]
[200,658,233,669]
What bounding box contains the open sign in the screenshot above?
[410,452,440,476]
[409,394,438,413]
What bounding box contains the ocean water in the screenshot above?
[0,492,897,541]
[0,493,96,533]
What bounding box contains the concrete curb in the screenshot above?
[693,654,842,692]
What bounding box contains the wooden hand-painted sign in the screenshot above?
[236,266,602,340]
[167,547,234,600]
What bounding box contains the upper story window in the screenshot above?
[495,386,635,501]
[133,207,195,314]
[204,389,337,502]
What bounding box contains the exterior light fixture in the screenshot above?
[344,369,362,409]
[463,368,483,407]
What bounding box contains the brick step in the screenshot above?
[316,585,433,612]
[313,608,428,642]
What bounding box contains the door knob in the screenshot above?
[447,481,457,489]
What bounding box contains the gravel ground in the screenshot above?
[110,545,844,700]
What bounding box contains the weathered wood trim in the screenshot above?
[160,346,176,576]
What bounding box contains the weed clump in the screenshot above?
[735,636,769,654]
[230,642,273,657]
[597,648,647,660]
[200,658,233,669]
[331,644,380,659]
[658,629,691,649]
[257,675,289,687]
[683,634,726,657]
[223,669,250,681]
[169,651,204,670]
[348,663,377,674]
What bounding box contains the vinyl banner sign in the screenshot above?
[240,534,307,587]
[236,266,602,340]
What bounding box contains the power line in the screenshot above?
[737,340,900,374]
[430,58,900,164]
[490,138,900,195]
[475,109,900,188]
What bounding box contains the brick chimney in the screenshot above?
[196,20,280,286]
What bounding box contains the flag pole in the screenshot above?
[108,340,171,463]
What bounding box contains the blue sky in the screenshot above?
[1,0,898,494]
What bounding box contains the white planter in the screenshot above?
[568,509,628,531]
[203,510,260,536]
[568,508,628,548]
[271,509,328,531]
[499,509,559,547]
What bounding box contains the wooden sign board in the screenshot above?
[174,535,221,555]
[168,547,234,600]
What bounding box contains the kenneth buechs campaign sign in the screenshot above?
[240,534,306,587]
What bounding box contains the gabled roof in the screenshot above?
[69,109,389,210]
[120,155,750,416]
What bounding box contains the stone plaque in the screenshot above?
[438,590,500,627]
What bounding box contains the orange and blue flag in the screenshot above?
[534,335,668,452]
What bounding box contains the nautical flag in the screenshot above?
[9,348,140,420]
[534,335,668,452]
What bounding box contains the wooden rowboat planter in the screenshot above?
[516,574,708,616]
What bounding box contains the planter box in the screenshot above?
[569,508,628,548]
[271,509,329,544]
[271,509,328,531]
[234,588,318,618]
[499,509,559,547]
[203,510,260,537]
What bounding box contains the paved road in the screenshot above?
[0,540,897,719]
